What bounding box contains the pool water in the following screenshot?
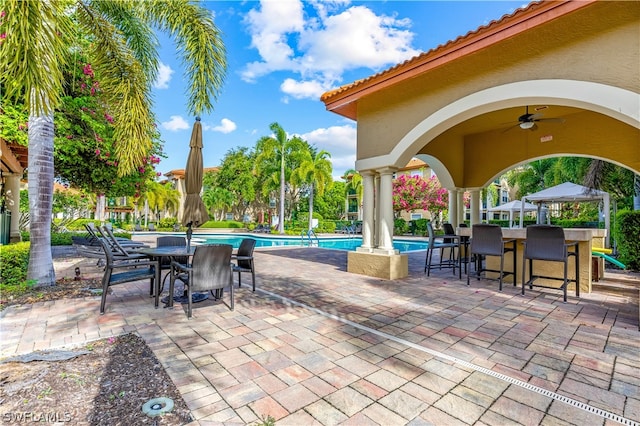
[186,233,428,253]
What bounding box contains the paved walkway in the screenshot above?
[1,246,639,425]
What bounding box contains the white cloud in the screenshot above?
[299,6,418,72]
[205,118,237,134]
[241,0,419,100]
[301,125,356,178]
[153,62,174,89]
[242,0,304,82]
[280,78,330,100]
[161,115,189,131]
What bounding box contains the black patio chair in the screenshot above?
[522,225,579,302]
[170,244,234,318]
[98,225,148,260]
[466,224,517,291]
[97,237,156,315]
[156,236,188,293]
[232,238,256,291]
[425,222,460,276]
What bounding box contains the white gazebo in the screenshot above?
[488,200,538,228]
[520,182,611,247]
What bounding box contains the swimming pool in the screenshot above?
[183,233,428,253]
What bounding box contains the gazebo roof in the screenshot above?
[524,182,608,203]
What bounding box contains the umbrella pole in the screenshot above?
[186,222,193,251]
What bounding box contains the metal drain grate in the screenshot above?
[258,288,638,426]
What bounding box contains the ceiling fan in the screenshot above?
[503,106,565,132]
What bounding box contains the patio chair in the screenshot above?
[97,237,156,315]
[522,225,579,303]
[148,223,156,232]
[425,222,460,276]
[466,224,517,291]
[98,225,149,260]
[134,223,143,232]
[87,223,147,248]
[441,223,458,267]
[232,238,256,291]
[156,236,188,293]
[169,244,234,318]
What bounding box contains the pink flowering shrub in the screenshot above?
[392,174,448,221]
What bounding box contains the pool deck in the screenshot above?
[1,243,638,425]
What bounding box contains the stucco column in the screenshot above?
[5,174,22,242]
[374,174,380,247]
[457,191,465,224]
[470,190,481,225]
[375,167,398,255]
[357,170,375,252]
[448,189,458,228]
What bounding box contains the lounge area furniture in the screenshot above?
[232,238,256,291]
[467,224,517,291]
[425,222,460,276]
[97,237,156,314]
[156,236,188,292]
[170,244,234,318]
[522,225,579,302]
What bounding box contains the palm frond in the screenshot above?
[0,0,74,115]
[146,0,226,115]
[90,0,160,81]
[76,2,155,176]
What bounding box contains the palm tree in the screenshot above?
[255,122,305,234]
[343,169,363,220]
[293,148,333,231]
[1,0,226,286]
[136,181,180,222]
[202,187,234,221]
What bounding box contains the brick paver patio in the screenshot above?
[1,245,638,425]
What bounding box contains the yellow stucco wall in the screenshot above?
[355,1,639,187]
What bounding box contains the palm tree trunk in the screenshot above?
[308,184,315,231]
[279,153,285,234]
[27,111,55,286]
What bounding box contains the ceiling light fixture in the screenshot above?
[520,121,535,130]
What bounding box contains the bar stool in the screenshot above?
[425,222,460,277]
[467,224,517,291]
[522,225,579,303]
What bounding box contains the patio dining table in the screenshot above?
[135,245,196,308]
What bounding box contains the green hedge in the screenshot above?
[0,242,31,289]
[20,231,132,246]
[616,210,640,271]
[394,218,408,235]
[201,220,244,229]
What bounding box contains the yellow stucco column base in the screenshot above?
[348,251,408,280]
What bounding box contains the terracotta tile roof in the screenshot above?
[321,0,594,119]
[164,167,219,180]
[398,158,428,171]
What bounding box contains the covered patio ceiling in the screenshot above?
[0,138,27,175]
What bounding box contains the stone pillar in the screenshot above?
[470,190,481,225]
[374,174,381,247]
[375,167,398,254]
[5,174,22,242]
[457,190,465,224]
[448,189,458,228]
[358,170,375,252]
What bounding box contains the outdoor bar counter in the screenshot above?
[457,227,607,294]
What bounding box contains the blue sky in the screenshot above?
[152,0,528,180]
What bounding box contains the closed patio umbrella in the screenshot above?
[182,117,209,249]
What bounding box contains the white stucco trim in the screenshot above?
[355,80,640,185]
